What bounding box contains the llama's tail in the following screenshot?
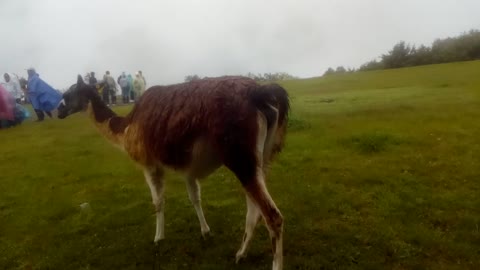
[250,83,290,127]
[250,83,290,161]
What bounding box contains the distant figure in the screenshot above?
[2,73,22,103]
[127,74,134,102]
[26,68,62,121]
[19,77,29,104]
[0,83,29,128]
[117,72,129,104]
[133,72,146,101]
[0,83,15,126]
[89,72,97,85]
[84,72,91,84]
[103,71,117,105]
[138,70,146,87]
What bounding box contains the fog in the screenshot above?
[1,0,479,89]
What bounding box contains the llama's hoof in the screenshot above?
[201,230,213,240]
[201,233,213,243]
[235,253,246,264]
[154,236,165,244]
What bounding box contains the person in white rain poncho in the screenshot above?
[2,73,22,103]
[133,72,146,102]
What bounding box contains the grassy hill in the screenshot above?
[1,61,479,269]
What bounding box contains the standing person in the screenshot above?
[133,72,146,101]
[89,72,97,85]
[0,83,29,128]
[103,71,117,105]
[138,70,146,87]
[26,68,62,121]
[84,72,91,85]
[19,77,29,104]
[117,72,129,104]
[2,73,22,103]
[0,83,15,128]
[89,72,102,96]
[127,74,134,102]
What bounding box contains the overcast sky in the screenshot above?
[1,0,479,89]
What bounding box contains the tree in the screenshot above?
[358,29,480,71]
[323,67,335,76]
[358,60,384,71]
[246,72,256,79]
[335,66,347,74]
[184,74,200,82]
[381,41,414,69]
[410,45,432,66]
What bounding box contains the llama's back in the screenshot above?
[123,76,289,171]
[125,77,261,168]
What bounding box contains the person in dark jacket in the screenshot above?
[117,72,129,104]
[89,72,97,85]
[103,71,117,105]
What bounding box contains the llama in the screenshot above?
[58,75,290,270]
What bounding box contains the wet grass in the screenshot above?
[1,61,480,269]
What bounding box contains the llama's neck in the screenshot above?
[85,91,127,146]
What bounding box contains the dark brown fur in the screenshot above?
[87,90,115,123]
[122,76,288,183]
[58,75,290,269]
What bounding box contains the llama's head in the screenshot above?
[58,75,99,119]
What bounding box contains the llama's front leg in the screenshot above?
[144,167,165,242]
[185,177,211,237]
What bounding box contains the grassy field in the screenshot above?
[1,61,480,270]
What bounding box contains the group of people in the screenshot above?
[1,68,148,129]
[86,70,146,105]
[1,68,62,127]
[0,72,29,128]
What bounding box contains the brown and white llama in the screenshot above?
[58,75,290,270]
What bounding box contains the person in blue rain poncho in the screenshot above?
[26,68,62,121]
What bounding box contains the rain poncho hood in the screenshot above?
[1,73,22,99]
[27,72,62,111]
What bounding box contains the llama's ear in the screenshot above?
[77,75,84,85]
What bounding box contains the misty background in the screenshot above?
[1,0,479,89]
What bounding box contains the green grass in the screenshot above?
[1,61,480,269]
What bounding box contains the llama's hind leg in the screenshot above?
[144,167,165,242]
[185,177,211,237]
[226,154,283,270]
[244,171,284,270]
[222,111,283,269]
[236,195,261,262]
